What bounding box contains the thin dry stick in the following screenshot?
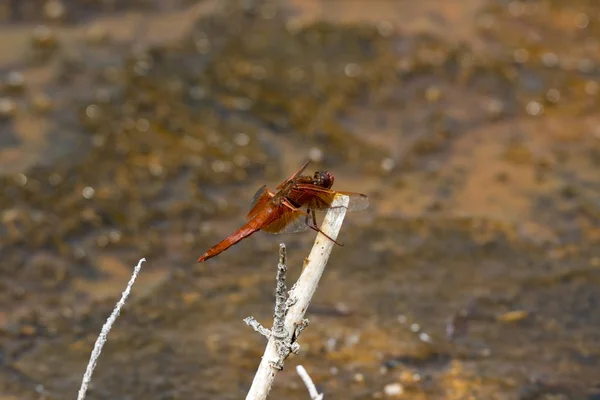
[296,365,324,400]
[77,258,146,400]
[244,243,289,351]
[245,195,349,400]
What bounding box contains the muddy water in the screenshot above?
[1,0,600,399]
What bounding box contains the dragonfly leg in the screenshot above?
[282,198,309,215]
[281,199,343,246]
[306,209,344,247]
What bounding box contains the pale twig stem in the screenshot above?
[243,244,288,343]
[245,195,349,400]
[243,317,272,338]
[296,365,324,400]
[272,243,288,340]
[77,258,146,400]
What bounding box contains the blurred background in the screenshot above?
[1,0,600,398]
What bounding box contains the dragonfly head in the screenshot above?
[313,171,334,189]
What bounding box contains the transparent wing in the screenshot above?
[261,207,310,234]
[336,191,370,212]
[290,184,369,212]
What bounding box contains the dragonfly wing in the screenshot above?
[247,185,275,221]
[291,184,369,212]
[288,184,335,210]
[261,207,310,234]
[336,190,370,212]
[276,159,311,189]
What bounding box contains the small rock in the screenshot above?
[345,63,362,78]
[44,0,66,21]
[32,25,58,49]
[353,373,365,383]
[484,98,505,120]
[324,337,337,352]
[526,101,543,116]
[546,88,561,103]
[383,382,404,397]
[377,21,394,37]
[86,25,109,44]
[20,324,37,336]
[0,98,17,119]
[424,86,442,103]
[6,71,25,92]
[381,157,395,173]
[498,310,529,323]
[31,92,54,113]
[399,370,417,384]
[182,292,200,305]
[504,143,532,165]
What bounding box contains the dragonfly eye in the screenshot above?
[315,171,334,188]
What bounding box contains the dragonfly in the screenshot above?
[197,160,369,262]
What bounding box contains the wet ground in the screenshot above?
[1,0,600,398]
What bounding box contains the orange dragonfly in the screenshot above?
[197,160,369,262]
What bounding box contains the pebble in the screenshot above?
[484,98,505,119]
[32,25,57,49]
[526,101,543,116]
[0,98,17,118]
[345,63,362,78]
[6,71,25,92]
[85,104,102,122]
[20,324,37,336]
[44,0,66,21]
[234,133,250,147]
[541,52,559,68]
[514,48,529,63]
[381,157,395,173]
[399,370,417,384]
[377,21,394,37]
[546,88,560,103]
[86,25,109,44]
[585,81,599,96]
[31,92,54,113]
[383,383,404,397]
[425,86,442,103]
[82,186,95,199]
[498,310,529,323]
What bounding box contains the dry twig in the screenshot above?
[77,258,146,400]
[296,365,324,400]
[245,195,349,400]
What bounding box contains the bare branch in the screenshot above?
[244,244,293,369]
[77,258,146,400]
[245,195,349,400]
[272,244,288,340]
[244,317,272,338]
[296,365,324,400]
